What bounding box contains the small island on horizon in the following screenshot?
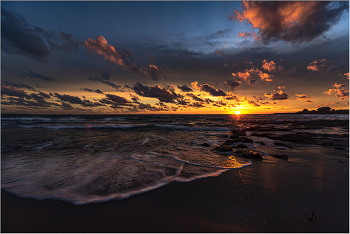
[275,107,349,115]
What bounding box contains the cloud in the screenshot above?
[17,69,56,81]
[264,91,289,100]
[84,36,138,72]
[224,79,241,91]
[1,80,35,91]
[232,68,272,82]
[229,1,348,45]
[48,28,80,54]
[333,83,346,89]
[186,93,204,102]
[1,8,80,62]
[307,59,330,71]
[88,76,121,90]
[262,60,284,73]
[1,82,31,98]
[338,73,349,79]
[99,94,134,107]
[295,93,312,100]
[84,36,161,80]
[177,84,193,92]
[53,93,103,107]
[143,64,160,81]
[80,87,104,94]
[132,82,182,103]
[191,81,227,96]
[323,88,349,100]
[325,63,346,73]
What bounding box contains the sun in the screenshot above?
[235,111,241,115]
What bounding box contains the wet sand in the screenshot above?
[2,138,349,232]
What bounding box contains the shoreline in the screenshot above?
[2,139,349,233]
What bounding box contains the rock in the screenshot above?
[239,137,254,143]
[223,140,237,146]
[200,143,210,147]
[234,149,264,160]
[231,129,246,136]
[320,142,333,146]
[334,147,345,150]
[251,132,274,138]
[212,145,232,152]
[246,126,292,131]
[273,141,291,148]
[235,143,248,148]
[272,154,288,160]
[256,141,266,145]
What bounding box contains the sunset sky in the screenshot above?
[1,1,349,115]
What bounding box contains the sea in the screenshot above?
[1,114,348,205]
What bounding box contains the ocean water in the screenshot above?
[1,114,348,204]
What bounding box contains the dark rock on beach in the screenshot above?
[212,145,232,152]
[256,141,266,145]
[231,129,246,137]
[200,143,210,147]
[234,143,248,148]
[272,154,288,160]
[273,141,291,148]
[233,149,264,160]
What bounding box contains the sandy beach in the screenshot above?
[2,137,348,233]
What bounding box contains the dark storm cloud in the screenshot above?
[2,96,53,108]
[224,79,241,91]
[1,80,35,91]
[80,87,104,94]
[191,82,227,96]
[177,85,193,92]
[59,102,75,110]
[18,69,56,81]
[229,1,349,45]
[132,82,182,103]
[1,8,80,62]
[53,93,103,107]
[1,8,51,61]
[186,93,204,102]
[1,82,31,98]
[88,76,121,90]
[100,94,134,106]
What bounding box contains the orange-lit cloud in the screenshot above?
[295,93,312,100]
[339,73,349,79]
[333,83,346,88]
[229,1,348,45]
[232,68,273,82]
[262,60,284,73]
[84,36,137,72]
[307,59,330,71]
[84,36,160,80]
[324,88,349,100]
[264,91,289,100]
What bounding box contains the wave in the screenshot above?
[18,123,231,132]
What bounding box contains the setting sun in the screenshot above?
[235,111,241,115]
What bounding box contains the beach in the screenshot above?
[1,114,349,232]
[2,138,348,232]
